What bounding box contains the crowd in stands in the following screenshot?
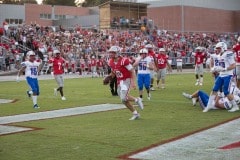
[0,22,239,75]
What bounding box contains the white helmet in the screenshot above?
[238,36,240,42]
[215,42,227,52]
[109,46,121,53]
[53,50,61,56]
[27,51,35,56]
[145,44,154,49]
[159,48,166,52]
[195,46,202,51]
[139,48,148,54]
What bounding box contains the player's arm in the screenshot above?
[38,61,44,74]
[126,64,137,89]
[17,66,26,77]
[132,56,141,67]
[148,61,155,70]
[16,63,26,82]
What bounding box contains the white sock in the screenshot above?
[133,110,138,114]
[32,96,37,105]
[135,98,138,103]
[206,95,216,108]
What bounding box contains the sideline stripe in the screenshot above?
[0,104,125,125]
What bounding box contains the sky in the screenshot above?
[35,0,85,5]
[35,0,157,5]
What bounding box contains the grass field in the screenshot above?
[0,72,239,160]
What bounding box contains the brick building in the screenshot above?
[0,0,240,32]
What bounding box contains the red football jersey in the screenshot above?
[49,57,65,75]
[193,52,206,65]
[156,53,169,69]
[108,57,132,83]
[233,44,240,63]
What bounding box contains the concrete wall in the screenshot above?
[53,15,99,29]
[0,4,25,26]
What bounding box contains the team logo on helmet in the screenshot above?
[139,48,148,54]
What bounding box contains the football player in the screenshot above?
[233,36,240,88]
[192,46,207,86]
[16,51,43,109]
[133,48,155,100]
[49,49,66,100]
[203,42,238,112]
[108,45,144,120]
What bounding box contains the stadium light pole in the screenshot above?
[181,0,185,38]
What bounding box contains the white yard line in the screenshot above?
[0,104,125,125]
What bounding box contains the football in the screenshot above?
[103,75,113,85]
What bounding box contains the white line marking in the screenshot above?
[0,104,125,125]
[0,104,125,136]
[0,125,33,135]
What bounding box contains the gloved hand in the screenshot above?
[51,72,54,76]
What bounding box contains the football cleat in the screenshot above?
[195,82,199,86]
[228,105,239,112]
[182,92,192,99]
[33,104,40,109]
[61,96,66,101]
[202,105,214,112]
[147,93,151,100]
[26,91,31,98]
[150,87,155,91]
[129,113,140,120]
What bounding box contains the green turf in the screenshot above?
[0,73,239,160]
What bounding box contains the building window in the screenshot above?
[4,18,23,25]
[55,14,67,20]
[40,13,52,20]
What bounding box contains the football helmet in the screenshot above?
[109,46,120,53]
[145,44,154,49]
[27,50,35,56]
[215,42,227,52]
[109,46,121,57]
[53,50,61,56]
[139,48,148,54]
[195,46,202,51]
[159,48,165,52]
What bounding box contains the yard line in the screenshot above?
[0,104,125,125]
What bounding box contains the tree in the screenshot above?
[2,0,37,4]
[42,0,76,6]
[82,0,109,7]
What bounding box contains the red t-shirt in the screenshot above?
[108,57,132,83]
[156,53,169,69]
[233,44,240,63]
[193,52,206,65]
[49,57,65,75]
